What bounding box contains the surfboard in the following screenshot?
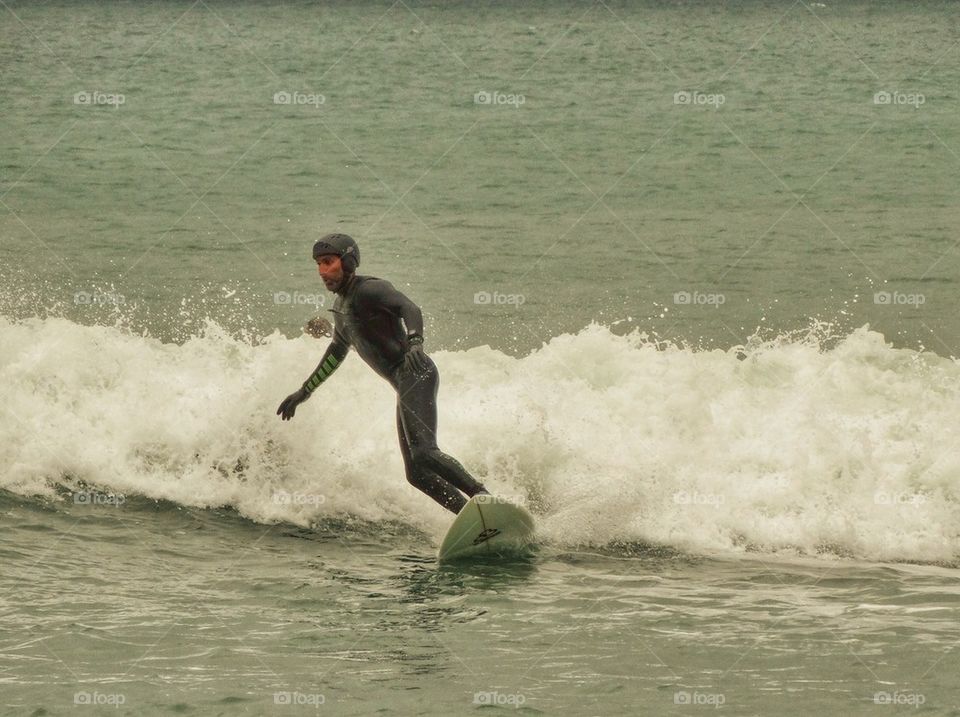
[437,494,535,562]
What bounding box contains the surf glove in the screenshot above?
[276,387,309,421]
[404,334,428,374]
[277,338,348,421]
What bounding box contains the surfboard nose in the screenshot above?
[438,494,535,562]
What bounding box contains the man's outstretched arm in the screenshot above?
[277,330,349,421]
[301,336,349,394]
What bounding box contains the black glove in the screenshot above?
[276,387,310,421]
[404,336,428,373]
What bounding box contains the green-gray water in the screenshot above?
[3,2,960,715]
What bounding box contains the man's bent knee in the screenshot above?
[408,444,439,468]
[405,470,432,491]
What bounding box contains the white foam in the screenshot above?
[2,316,959,562]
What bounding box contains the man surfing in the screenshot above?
[277,233,489,514]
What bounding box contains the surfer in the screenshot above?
[277,233,489,514]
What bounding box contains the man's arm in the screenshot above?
[362,279,431,373]
[277,328,349,421]
[301,331,349,394]
[364,279,424,339]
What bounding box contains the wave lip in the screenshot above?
[2,316,959,563]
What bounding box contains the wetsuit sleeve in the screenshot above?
[301,329,349,394]
[363,280,425,338]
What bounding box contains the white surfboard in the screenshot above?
[437,494,535,562]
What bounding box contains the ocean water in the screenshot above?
[3,1,960,715]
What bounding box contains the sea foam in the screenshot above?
[2,316,958,562]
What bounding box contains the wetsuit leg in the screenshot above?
[395,359,488,514]
[396,403,466,513]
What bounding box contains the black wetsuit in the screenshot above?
[301,273,487,514]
